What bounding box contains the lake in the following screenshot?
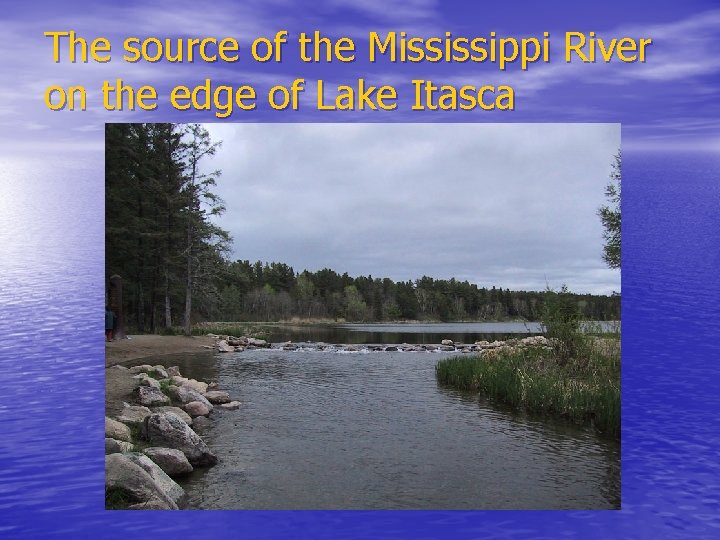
[142,323,619,509]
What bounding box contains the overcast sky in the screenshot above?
[203,123,620,295]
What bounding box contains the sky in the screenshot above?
[204,123,620,295]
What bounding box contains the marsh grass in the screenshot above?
[436,340,620,438]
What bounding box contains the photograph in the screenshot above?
[104,122,621,510]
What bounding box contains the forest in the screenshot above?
[106,123,620,333]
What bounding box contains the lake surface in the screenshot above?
[147,323,620,510]
[256,321,618,346]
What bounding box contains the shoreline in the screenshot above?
[105,335,217,368]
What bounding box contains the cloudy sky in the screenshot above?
[204,123,620,295]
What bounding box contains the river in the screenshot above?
[143,323,620,509]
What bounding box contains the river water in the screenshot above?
[144,323,619,510]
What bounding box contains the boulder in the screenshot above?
[105,453,179,510]
[171,375,189,386]
[145,412,217,467]
[133,374,161,389]
[441,339,454,346]
[143,447,193,477]
[219,401,241,410]
[184,401,211,418]
[166,366,182,377]
[151,406,193,426]
[181,378,208,394]
[122,452,186,506]
[105,438,134,454]
[167,385,213,410]
[191,415,213,433]
[246,337,268,347]
[216,340,235,353]
[128,364,154,375]
[203,390,231,404]
[117,404,152,430]
[149,365,169,379]
[105,417,132,442]
[384,346,398,352]
[135,386,170,407]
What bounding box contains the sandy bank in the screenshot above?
[105,334,216,367]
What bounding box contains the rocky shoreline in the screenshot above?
[105,363,240,510]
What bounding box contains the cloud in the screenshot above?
[204,123,620,295]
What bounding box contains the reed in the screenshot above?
[436,341,620,438]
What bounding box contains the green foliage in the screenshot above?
[541,284,586,365]
[598,151,621,269]
[436,343,620,438]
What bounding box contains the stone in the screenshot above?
[181,378,208,394]
[216,340,235,353]
[167,385,213,410]
[150,365,169,379]
[105,438,134,454]
[143,447,193,477]
[441,339,454,346]
[105,417,132,442]
[127,500,176,510]
[151,406,193,426]
[219,401,241,410]
[184,401,211,417]
[105,453,178,510]
[128,364,153,375]
[190,415,213,433]
[203,390,231,404]
[385,346,398,352]
[207,382,219,390]
[135,386,170,407]
[117,404,152,427]
[171,375,189,386]
[246,337,268,347]
[123,452,186,506]
[145,412,217,467]
[166,366,182,377]
[439,345,455,352]
[133,374,161,389]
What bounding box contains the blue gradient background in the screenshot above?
[1,1,719,538]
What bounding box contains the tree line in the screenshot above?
[106,123,620,333]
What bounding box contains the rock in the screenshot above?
[105,438,134,454]
[145,412,217,467]
[520,336,549,347]
[105,453,179,510]
[171,375,189,386]
[143,447,193,477]
[219,401,241,410]
[105,417,132,442]
[127,500,176,510]
[475,340,491,347]
[439,345,455,352]
[227,338,243,347]
[123,452,186,506]
[191,415,213,433]
[441,339,454,346]
[385,346,398,352]
[117,404,152,435]
[112,365,128,371]
[184,401,211,417]
[181,378,208,394]
[128,364,153,375]
[216,340,235,353]
[144,366,166,379]
[206,333,220,338]
[203,390,231,404]
[246,337,268,347]
[151,406,193,426]
[133,374,161,389]
[167,385,213,410]
[166,366,182,377]
[207,382,219,390]
[135,386,170,407]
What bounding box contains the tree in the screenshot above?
[599,151,621,269]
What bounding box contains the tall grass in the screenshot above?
[436,341,620,438]
[190,322,270,340]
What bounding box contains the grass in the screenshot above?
[436,339,620,438]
